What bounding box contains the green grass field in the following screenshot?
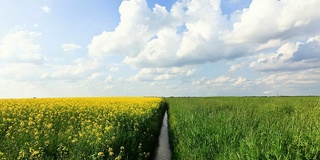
[167,97,320,160]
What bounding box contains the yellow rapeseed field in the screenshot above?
[0,97,166,159]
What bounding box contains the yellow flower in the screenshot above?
[71,138,78,143]
[108,147,114,156]
[0,97,164,159]
[33,150,40,155]
[115,155,122,160]
[46,123,53,129]
[97,152,104,157]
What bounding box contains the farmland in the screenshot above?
[167,97,320,160]
[0,97,166,159]
[1,96,320,160]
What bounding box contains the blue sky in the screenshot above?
[1,0,320,98]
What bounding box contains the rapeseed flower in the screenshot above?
[0,97,163,159]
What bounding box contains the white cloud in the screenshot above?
[2,0,320,97]
[33,23,39,28]
[263,91,272,94]
[255,69,320,93]
[229,64,241,72]
[291,35,320,62]
[0,63,42,81]
[186,69,196,76]
[0,29,52,97]
[0,30,46,65]
[123,27,182,67]
[224,0,320,44]
[88,0,320,68]
[214,76,231,84]
[192,75,232,86]
[103,85,113,90]
[254,39,282,52]
[110,66,119,72]
[105,74,113,82]
[154,73,173,81]
[61,43,82,53]
[88,0,170,57]
[0,30,42,58]
[192,77,205,85]
[250,35,320,72]
[233,77,247,86]
[190,75,254,95]
[87,72,104,80]
[46,58,101,80]
[129,66,196,82]
[89,0,237,67]
[41,5,52,13]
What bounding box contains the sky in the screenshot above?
[0,0,320,98]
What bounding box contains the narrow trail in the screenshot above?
[154,111,171,160]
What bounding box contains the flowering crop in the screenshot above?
[0,97,166,159]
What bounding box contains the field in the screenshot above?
[0,97,166,159]
[167,97,320,160]
[2,96,320,160]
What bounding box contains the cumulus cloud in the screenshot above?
[233,77,247,86]
[186,69,196,76]
[41,5,52,13]
[191,75,252,93]
[224,0,320,44]
[189,67,320,95]
[103,85,113,90]
[203,75,231,86]
[250,35,320,72]
[88,0,240,67]
[192,75,231,86]
[129,66,196,82]
[254,39,282,52]
[0,29,52,97]
[110,66,119,72]
[229,64,241,72]
[87,72,104,81]
[263,90,272,94]
[88,0,320,68]
[291,36,320,62]
[88,0,171,58]
[0,63,43,81]
[42,58,101,80]
[105,74,113,82]
[0,30,46,74]
[4,0,316,97]
[255,69,320,91]
[61,43,82,53]
[0,30,41,58]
